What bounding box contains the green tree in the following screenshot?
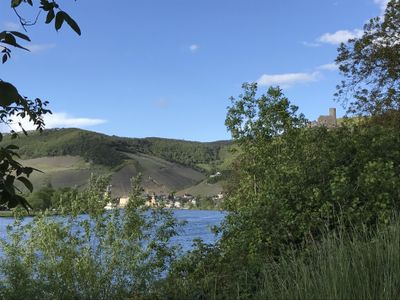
[0,0,80,209]
[335,0,400,116]
[223,83,400,259]
[224,83,308,209]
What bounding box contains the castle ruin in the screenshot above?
[311,108,337,128]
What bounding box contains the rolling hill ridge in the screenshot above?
[4,128,234,197]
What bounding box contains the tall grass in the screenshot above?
[258,218,400,300]
[161,216,400,299]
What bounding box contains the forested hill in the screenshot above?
[3,128,231,170]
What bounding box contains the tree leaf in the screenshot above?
[62,12,81,35]
[45,9,55,24]
[5,175,15,196]
[0,81,21,106]
[11,0,22,8]
[2,54,7,64]
[3,33,30,51]
[10,31,31,41]
[17,176,34,192]
[7,196,18,208]
[55,11,64,31]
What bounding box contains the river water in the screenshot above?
[0,209,226,252]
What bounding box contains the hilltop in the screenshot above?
[3,128,234,197]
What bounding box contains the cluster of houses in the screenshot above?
[145,193,196,208]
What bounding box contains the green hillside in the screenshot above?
[4,128,234,196]
[3,128,231,170]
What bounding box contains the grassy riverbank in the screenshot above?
[161,215,400,299]
[257,218,400,299]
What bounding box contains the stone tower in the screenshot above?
[329,108,337,126]
[316,108,337,127]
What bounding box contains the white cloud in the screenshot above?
[257,71,320,87]
[45,113,106,128]
[189,44,199,52]
[318,29,363,45]
[311,0,388,48]
[25,43,56,53]
[317,63,338,71]
[4,21,20,31]
[2,112,106,132]
[301,41,321,47]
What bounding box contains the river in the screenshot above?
[0,209,226,252]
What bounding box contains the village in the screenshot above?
[105,190,224,210]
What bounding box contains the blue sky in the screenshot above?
[0,0,388,141]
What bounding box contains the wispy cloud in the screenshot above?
[301,41,321,48]
[25,43,56,53]
[257,71,320,88]
[153,99,169,109]
[45,113,106,128]
[303,29,363,48]
[257,62,340,88]
[189,44,199,53]
[3,21,20,31]
[2,112,106,132]
[317,63,338,71]
[318,29,363,45]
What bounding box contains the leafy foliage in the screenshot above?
[1,0,81,209]
[335,0,400,115]
[0,175,181,299]
[24,186,54,210]
[0,80,51,209]
[222,85,400,259]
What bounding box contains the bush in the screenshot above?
[0,175,181,299]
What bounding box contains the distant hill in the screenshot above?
[4,128,234,197]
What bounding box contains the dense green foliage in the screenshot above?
[129,137,230,169]
[163,216,400,299]
[23,186,76,211]
[3,128,231,169]
[24,186,54,211]
[0,175,181,299]
[223,93,400,256]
